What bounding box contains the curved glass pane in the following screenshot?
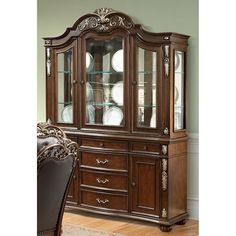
[174,51,185,130]
[137,48,157,128]
[86,38,124,126]
[57,49,73,123]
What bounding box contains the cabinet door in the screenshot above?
[51,41,78,127]
[81,32,129,131]
[132,41,162,134]
[131,155,160,216]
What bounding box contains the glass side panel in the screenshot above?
[86,38,124,126]
[57,49,73,123]
[137,48,157,128]
[174,51,185,130]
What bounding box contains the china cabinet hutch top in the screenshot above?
[44,7,189,140]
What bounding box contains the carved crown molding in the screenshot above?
[37,123,78,165]
[77,8,134,32]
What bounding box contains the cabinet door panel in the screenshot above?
[131,155,160,216]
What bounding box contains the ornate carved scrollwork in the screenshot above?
[162,145,168,155]
[46,48,51,77]
[162,159,168,191]
[162,208,168,218]
[163,127,169,135]
[37,123,78,166]
[163,45,170,79]
[77,8,134,32]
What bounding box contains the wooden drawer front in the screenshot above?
[81,139,128,151]
[81,152,128,171]
[81,190,128,211]
[131,142,161,154]
[81,171,128,191]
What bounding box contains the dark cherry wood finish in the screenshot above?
[44,8,190,232]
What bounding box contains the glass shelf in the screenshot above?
[58,102,72,105]
[91,102,123,106]
[87,71,123,75]
[58,70,72,74]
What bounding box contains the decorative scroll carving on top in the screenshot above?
[162,159,168,191]
[37,123,78,166]
[77,8,134,32]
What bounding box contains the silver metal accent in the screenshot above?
[163,127,169,135]
[162,159,168,191]
[162,145,168,155]
[96,178,109,184]
[163,45,170,78]
[45,40,51,45]
[46,118,52,124]
[96,158,109,165]
[77,8,134,32]
[162,208,168,218]
[96,198,109,204]
[163,36,170,40]
[46,48,51,77]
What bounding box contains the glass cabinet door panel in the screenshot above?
[85,38,124,126]
[174,51,185,130]
[137,47,157,128]
[57,49,73,123]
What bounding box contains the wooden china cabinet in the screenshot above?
[43,8,189,232]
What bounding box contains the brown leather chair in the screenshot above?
[37,123,78,236]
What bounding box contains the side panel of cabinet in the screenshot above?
[131,155,160,216]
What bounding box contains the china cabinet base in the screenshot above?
[43,8,190,233]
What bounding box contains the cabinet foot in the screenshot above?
[160,225,172,232]
[176,219,187,225]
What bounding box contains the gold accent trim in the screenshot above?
[162,145,168,155]
[162,208,168,218]
[162,159,168,191]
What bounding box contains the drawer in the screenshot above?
[131,142,161,154]
[81,171,128,191]
[81,190,128,211]
[81,152,128,171]
[81,138,128,151]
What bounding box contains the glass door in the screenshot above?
[174,50,185,131]
[55,43,76,125]
[133,43,160,133]
[84,36,126,128]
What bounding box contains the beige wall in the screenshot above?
[37,0,198,218]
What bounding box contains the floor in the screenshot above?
[63,209,199,236]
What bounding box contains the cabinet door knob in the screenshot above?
[80,81,85,85]
[132,81,137,85]
[131,182,136,187]
[72,80,77,85]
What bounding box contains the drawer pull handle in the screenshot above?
[96,178,109,184]
[96,198,109,204]
[96,158,109,165]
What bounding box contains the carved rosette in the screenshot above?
[37,123,78,165]
[162,208,168,218]
[46,48,51,77]
[163,45,170,78]
[162,159,168,191]
[77,8,134,32]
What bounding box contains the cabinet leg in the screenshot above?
[160,225,172,232]
[176,219,187,225]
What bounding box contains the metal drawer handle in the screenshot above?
[96,198,109,204]
[96,158,109,165]
[96,178,109,184]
